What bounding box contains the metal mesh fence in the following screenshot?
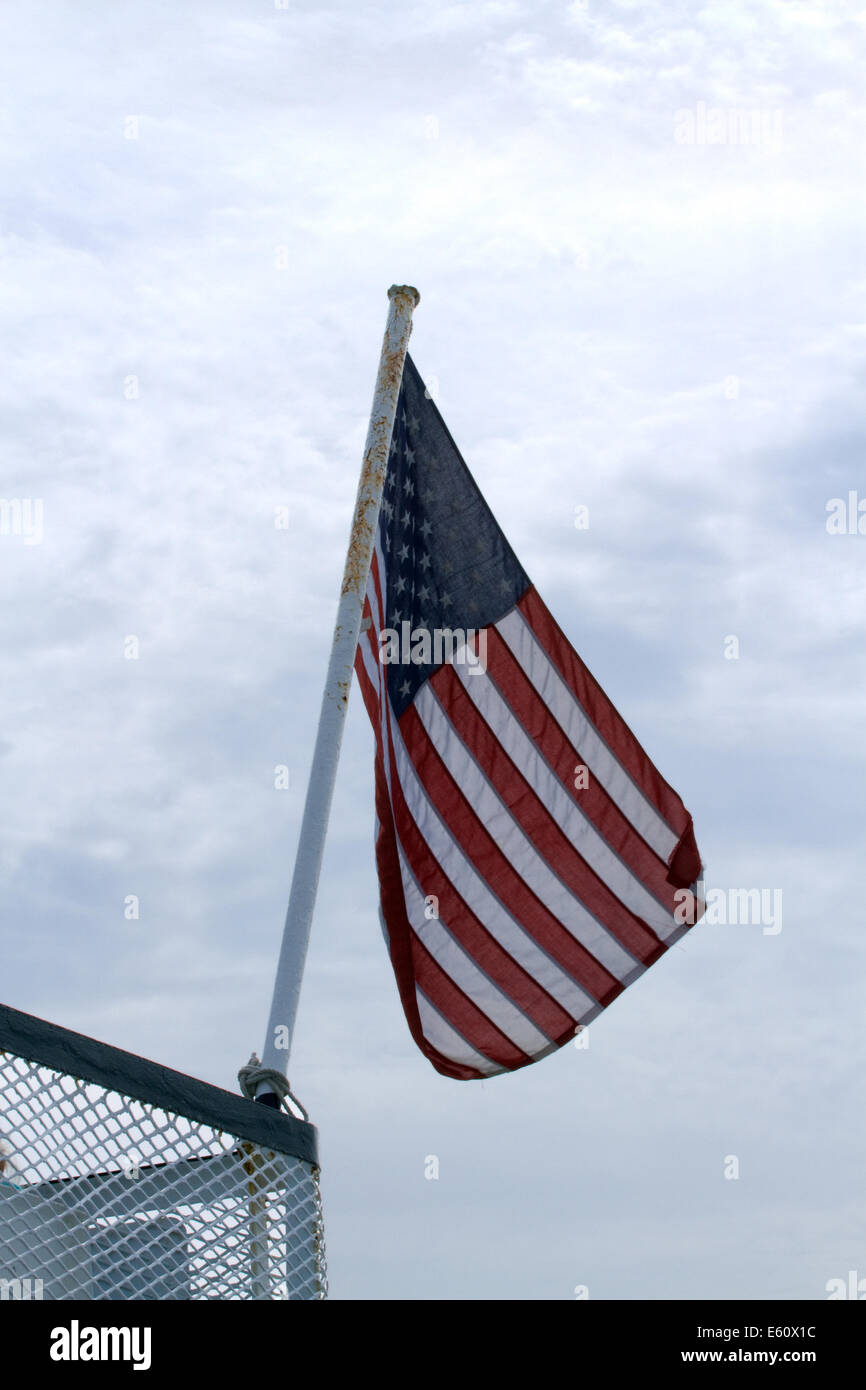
[0,1005,326,1300]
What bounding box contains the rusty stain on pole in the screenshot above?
[242,1141,271,1299]
[341,285,420,603]
[257,286,419,1090]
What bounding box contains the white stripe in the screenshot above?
[369,543,388,629]
[397,846,553,1057]
[387,714,600,1015]
[450,660,678,939]
[496,608,678,861]
[359,541,393,720]
[364,544,611,1070]
[415,683,639,980]
[415,991,502,1077]
[361,540,387,646]
[371,540,509,1074]
[362,545,399,780]
[358,621,385,705]
[361,578,592,1045]
[377,905,391,950]
[371,540,607,1046]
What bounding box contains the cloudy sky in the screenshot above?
[1,0,864,1299]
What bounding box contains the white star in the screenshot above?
[418,583,430,602]
[395,574,407,593]
[409,415,420,433]
[401,408,407,426]
[398,543,410,561]
[419,518,433,539]
[419,552,431,571]
[399,679,411,697]
[389,437,397,456]
[403,476,414,496]
[401,510,412,527]
[441,591,452,608]
[404,444,414,465]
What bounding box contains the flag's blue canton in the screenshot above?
[380,354,530,719]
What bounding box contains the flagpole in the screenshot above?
[254,284,420,1104]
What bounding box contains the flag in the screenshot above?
[354,354,704,1080]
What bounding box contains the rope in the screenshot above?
[237,1054,309,1121]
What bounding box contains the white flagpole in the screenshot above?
[255,284,420,1103]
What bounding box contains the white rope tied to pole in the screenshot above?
[238,1054,308,1120]
[254,284,420,1103]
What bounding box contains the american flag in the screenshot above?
[354,354,704,1080]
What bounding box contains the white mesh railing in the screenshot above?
[0,1005,326,1300]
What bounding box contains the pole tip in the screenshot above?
[388,284,420,307]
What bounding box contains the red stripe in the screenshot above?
[383,678,572,1067]
[372,751,486,1080]
[358,619,580,1064]
[428,662,666,965]
[380,722,577,1042]
[355,646,385,755]
[360,602,537,1075]
[369,551,387,637]
[399,702,622,1004]
[481,623,687,919]
[409,934,530,1072]
[518,587,701,885]
[356,554,699,1076]
[378,672,537,1073]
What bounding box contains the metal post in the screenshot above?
[242,1143,270,1300]
[257,285,420,1093]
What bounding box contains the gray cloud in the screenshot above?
[1,0,863,1299]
